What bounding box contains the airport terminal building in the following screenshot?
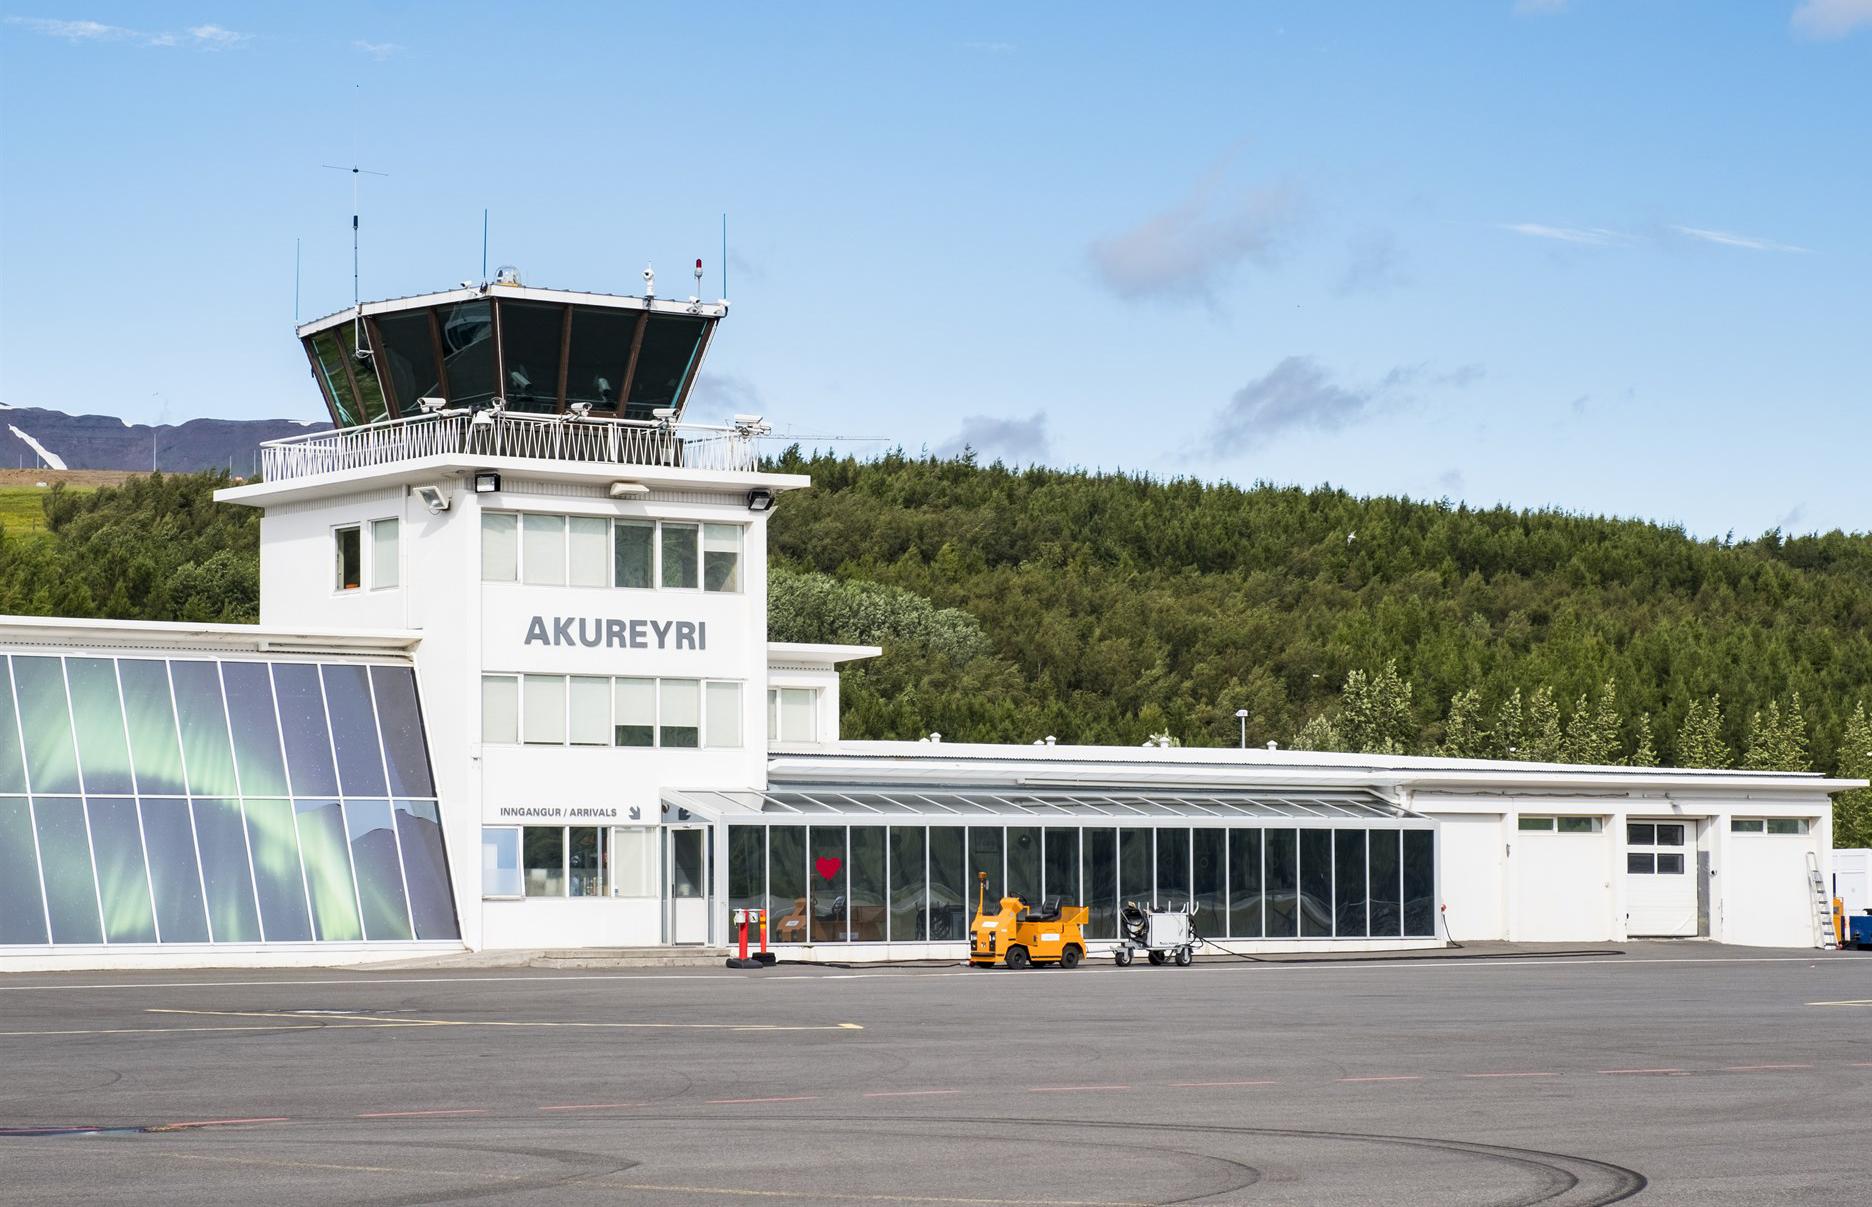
[0,279,1856,970]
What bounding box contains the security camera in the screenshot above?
[651,407,677,421]
[416,396,448,414]
[642,264,656,297]
[568,401,593,418]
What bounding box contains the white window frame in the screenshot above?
[334,524,363,593]
[1731,817,1808,835]
[481,673,744,749]
[481,826,523,899]
[369,516,401,590]
[480,510,746,595]
[768,686,819,743]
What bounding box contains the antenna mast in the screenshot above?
[322,162,389,359]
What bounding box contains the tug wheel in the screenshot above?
[1114,948,1133,967]
[1175,946,1193,967]
[1005,945,1031,970]
[1059,945,1083,970]
[1147,950,1168,966]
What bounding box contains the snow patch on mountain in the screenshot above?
[7,425,69,470]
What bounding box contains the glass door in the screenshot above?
[665,826,710,944]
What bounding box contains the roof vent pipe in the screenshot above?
[1045,735,1056,746]
[1267,740,1279,751]
[928,732,942,743]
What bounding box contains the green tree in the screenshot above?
[1439,688,1489,759]
[1494,689,1526,760]
[1743,692,1811,772]
[1630,714,1659,768]
[1833,702,1872,848]
[1292,713,1343,752]
[1677,695,1733,769]
[1525,686,1564,762]
[1562,680,1623,766]
[1339,660,1416,755]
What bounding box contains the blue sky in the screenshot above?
[1,2,1866,538]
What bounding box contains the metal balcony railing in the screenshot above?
[257,411,762,482]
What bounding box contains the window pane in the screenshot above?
[14,656,81,794]
[138,797,207,943]
[1156,827,1190,908]
[34,797,100,943]
[1265,828,1299,937]
[769,826,808,942]
[614,520,653,588]
[119,660,186,796]
[371,518,400,589]
[525,827,566,896]
[1228,829,1263,938]
[0,660,27,794]
[1118,827,1149,908]
[705,681,742,748]
[660,679,699,748]
[623,314,707,417]
[928,826,967,942]
[88,797,156,943]
[1045,827,1081,905]
[569,676,610,746]
[374,309,442,412]
[610,827,656,897]
[1518,816,1554,831]
[1766,819,1805,835]
[193,798,260,941]
[67,658,134,794]
[1557,817,1598,834]
[481,513,518,582]
[1368,830,1402,937]
[767,690,779,742]
[1657,853,1685,874]
[523,675,566,745]
[703,523,742,592]
[1193,828,1224,930]
[0,796,49,943]
[889,825,927,942]
[192,800,260,943]
[728,825,765,925]
[335,526,362,590]
[172,661,239,797]
[1084,827,1117,939]
[810,825,846,942]
[1300,830,1333,937]
[568,827,604,897]
[395,799,458,939]
[970,825,1005,905]
[322,664,388,797]
[1403,830,1435,936]
[244,798,311,942]
[850,826,886,942]
[1627,853,1654,874]
[309,328,360,424]
[1731,818,1764,833]
[614,678,654,746]
[1655,824,1686,846]
[565,306,633,412]
[334,319,389,422]
[222,663,289,797]
[779,688,817,742]
[436,299,497,406]
[498,300,566,413]
[1334,829,1367,937]
[273,663,339,797]
[568,516,608,587]
[522,514,566,586]
[482,827,522,897]
[671,828,705,900]
[1626,823,1654,845]
[661,522,699,589]
[295,799,362,941]
[1007,826,1042,902]
[482,676,518,744]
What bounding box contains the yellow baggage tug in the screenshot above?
[969,871,1088,969]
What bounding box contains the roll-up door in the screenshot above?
[1625,819,1697,937]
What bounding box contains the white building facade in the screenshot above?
[0,281,1858,970]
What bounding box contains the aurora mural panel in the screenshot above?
[0,655,455,947]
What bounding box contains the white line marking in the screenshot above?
[1168,1080,1280,1087]
[704,1095,819,1105]
[357,1108,487,1118]
[538,1103,652,1111]
[1338,1075,1422,1083]
[1460,1072,1557,1079]
[1597,1068,1684,1075]
[1723,1064,1813,1071]
[1027,1085,1129,1093]
[863,1089,964,1098]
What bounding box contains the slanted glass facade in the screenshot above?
[701,787,1437,945]
[0,655,457,947]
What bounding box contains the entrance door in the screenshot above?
[666,826,710,945]
[1625,819,1696,936]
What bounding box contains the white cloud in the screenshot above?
[1089,167,1306,305]
[1670,225,1810,254]
[1791,0,1872,39]
[1500,222,1632,247]
[1207,358,1483,453]
[4,16,251,49]
[353,39,401,61]
[936,412,1049,462]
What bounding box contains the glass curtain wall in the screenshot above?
[0,655,458,946]
[724,821,1434,945]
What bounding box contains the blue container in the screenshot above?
[1849,915,1872,947]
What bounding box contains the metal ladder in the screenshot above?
[1808,850,1838,950]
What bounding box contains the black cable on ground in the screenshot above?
[1439,905,1464,949]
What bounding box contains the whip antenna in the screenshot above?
[322,162,389,359]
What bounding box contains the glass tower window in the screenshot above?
[498,300,566,413]
[436,300,496,407]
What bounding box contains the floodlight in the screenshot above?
[413,484,452,514]
[473,472,501,494]
[745,488,775,513]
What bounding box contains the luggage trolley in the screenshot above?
[1113,901,1197,967]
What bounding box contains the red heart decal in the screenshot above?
[815,856,843,882]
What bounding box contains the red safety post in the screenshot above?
[726,908,766,969]
[756,907,775,964]
[737,909,750,961]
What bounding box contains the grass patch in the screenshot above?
[0,485,89,539]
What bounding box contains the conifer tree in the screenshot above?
[1494,689,1526,760]
[1439,689,1489,759]
[1339,660,1415,755]
[1562,680,1623,765]
[1834,702,1872,848]
[1630,714,1659,768]
[1525,685,1564,762]
[1293,713,1342,753]
[1743,693,1811,772]
[1677,695,1732,769]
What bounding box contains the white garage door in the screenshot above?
[1434,814,1505,940]
[1511,816,1613,941]
[1625,819,1697,937]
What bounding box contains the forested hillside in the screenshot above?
[1,461,1866,842]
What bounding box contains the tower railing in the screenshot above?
[257,411,761,482]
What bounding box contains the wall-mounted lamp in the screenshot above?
[413,484,452,514]
[473,472,501,494]
[609,481,650,499]
[746,488,775,513]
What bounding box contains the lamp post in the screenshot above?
[1235,708,1249,750]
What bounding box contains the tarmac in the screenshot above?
[1,941,1868,1205]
